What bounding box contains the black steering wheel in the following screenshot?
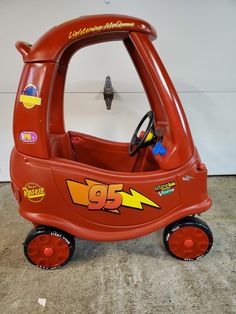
[129,111,155,156]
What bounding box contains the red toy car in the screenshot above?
[11,14,213,269]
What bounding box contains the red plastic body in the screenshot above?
[11,14,211,241]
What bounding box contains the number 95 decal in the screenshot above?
[67,179,160,214]
[88,184,122,210]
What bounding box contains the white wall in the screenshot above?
[0,0,236,181]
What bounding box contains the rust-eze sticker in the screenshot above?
[68,21,135,39]
[66,179,160,214]
[23,183,45,202]
[154,181,176,197]
[19,84,41,109]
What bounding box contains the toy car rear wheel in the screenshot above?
[163,216,213,261]
[23,226,75,269]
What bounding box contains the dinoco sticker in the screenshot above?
[66,179,160,214]
[19,131,38,143]
[19,84,41,109]
[68,20,135,39]
[23,183,45,202]
[154,181,176,197]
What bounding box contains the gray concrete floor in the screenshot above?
[0,176,235,314]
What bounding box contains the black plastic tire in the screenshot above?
[23,225,75,269]
[163,216,213,261]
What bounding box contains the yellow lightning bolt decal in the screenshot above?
[120,189,160,210]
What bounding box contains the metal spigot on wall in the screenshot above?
[103,76,114,110]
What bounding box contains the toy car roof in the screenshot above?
[16,14,157,63]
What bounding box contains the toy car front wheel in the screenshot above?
[163,216,213,261]
[23,226,75,269]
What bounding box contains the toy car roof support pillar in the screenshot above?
[14,14,194,171]
[125,32,194,169]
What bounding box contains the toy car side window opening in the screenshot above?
[58,40,159,172]
[64,40,149,142]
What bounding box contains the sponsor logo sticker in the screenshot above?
[23,183,45,202]
[158,188,175,197]
[19,131,38,143]
[154,181,176,197]
[19,84,41,109]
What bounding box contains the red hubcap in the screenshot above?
[28,234,70,268]
[168,226,209,259]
